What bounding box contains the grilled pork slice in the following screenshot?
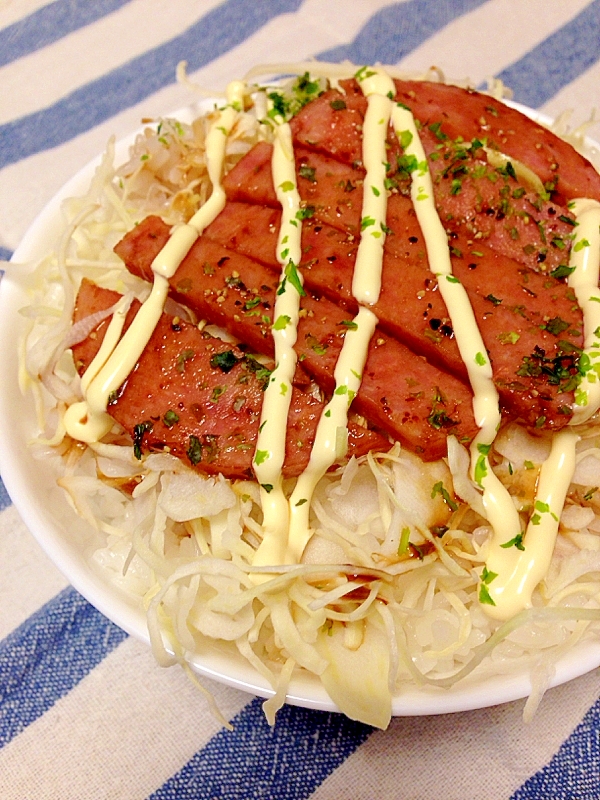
[71,279,389,479]
[290,78,600,205]
[223,139,579,277]
[287,80,598,277]
[114,217,478,460]
[205,199,582,431]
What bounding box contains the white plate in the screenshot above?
[2,98,600,717]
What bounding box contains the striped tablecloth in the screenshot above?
[2,2,600,797]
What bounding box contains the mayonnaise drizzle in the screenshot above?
[281,70,397,561]
[484,429,578,618]
[390,105,520,530]
[63,294,132,442]
[256,68,393,565]
[352,67,394,304]
[252,112,304,568]
[285,306,377,562]
[64,82,245,443]
[388,101,581,620]
[482,198,600,617]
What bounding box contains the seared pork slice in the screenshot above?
[115,217,479,460]
[205,200,582,430]
[71,280,389,478]
[290,78,600,205]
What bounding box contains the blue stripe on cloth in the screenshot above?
[511,696,600,799]
[0,0,133,69]
[0,586,127,749]
[494,0,600,108]
[0,0,303,172]
[147,696,373,800]
[0,247,14,262]
[0,478,12,510]
[317,0,489,65]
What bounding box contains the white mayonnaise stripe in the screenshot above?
[568,198,600,423]
[390,104,521,539]
[286,306,378,563]
[282,69,395,561]
[64,83,244,444]
[483,429,578,618]
[388,101,578,620]
[483,199,599,618]
[252,119,305,568]
[351,67,394,305]
[286,67,396,563]
[63,294,132,442]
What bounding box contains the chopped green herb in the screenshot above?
[210,386,225,403]
[474,454,488,486]
[479,566,497,606]
[210,350,239,373]
[295,205,315,220]
[544,317,570,336]
[298,164,316,182]
[485,294,502,306]
[132,420,153,460]
[398,129,413,149]
[187,435,202,465]
[479,584,496,606]
[355,65,377,82]
[500,533,525,551]
[278,260,306,298]
[176,349,195,372]
[428,121,447,141]
[398,526,411,556]
[431,480,458,511]
[481,565,497,584]
[162,410,179,428]
[550,264,575,279]
[273,314,291,330]
[558,214,577,226]
[497,331,520,345]
[361,215,376,230]
[254,449,269,466]
[427,407,457,431]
